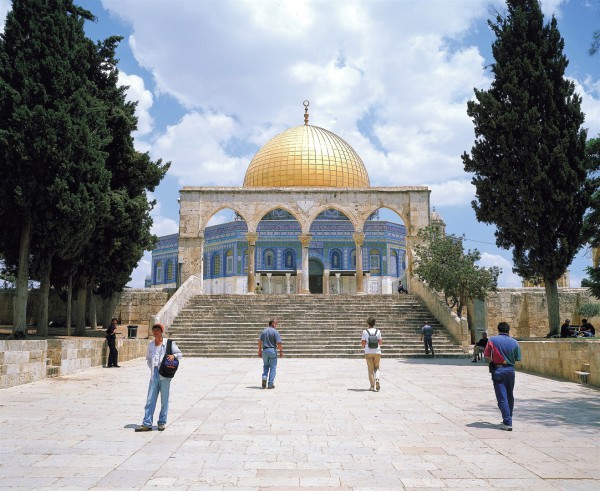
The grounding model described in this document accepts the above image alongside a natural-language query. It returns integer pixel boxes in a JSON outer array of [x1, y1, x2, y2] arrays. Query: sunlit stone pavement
[[1, 357, 599, 490]]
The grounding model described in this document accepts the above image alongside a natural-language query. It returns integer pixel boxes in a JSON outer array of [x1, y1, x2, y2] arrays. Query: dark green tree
[[462, 0, 593, 336], [413, 227, 500, 318], [0, 0, 110, 336], [582, 138, 600, 297], [73, 36, 168, 332]]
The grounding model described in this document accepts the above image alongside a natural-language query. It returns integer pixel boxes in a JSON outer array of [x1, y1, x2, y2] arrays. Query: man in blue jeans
[[484, 322, 522, 431], [258, 318, 283, 389]]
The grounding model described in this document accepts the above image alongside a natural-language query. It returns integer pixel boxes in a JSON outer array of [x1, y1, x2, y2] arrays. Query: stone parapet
[[517, 339, 600, 387], [0, 337, 147, 389], [150, 275, 202, 334], [410, 277, 470, 349]]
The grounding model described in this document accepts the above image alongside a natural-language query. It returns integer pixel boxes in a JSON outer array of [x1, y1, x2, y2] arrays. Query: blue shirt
[[260, 326, 282, 349], [484, 333, 521, 366]]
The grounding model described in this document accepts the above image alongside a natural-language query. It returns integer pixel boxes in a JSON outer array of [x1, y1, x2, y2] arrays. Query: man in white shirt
[[135, 323, 183, 432], [361, 316, 382, 391]]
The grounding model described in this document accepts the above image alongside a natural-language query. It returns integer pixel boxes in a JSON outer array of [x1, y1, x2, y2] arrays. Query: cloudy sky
[[1, 0, 599, 288]]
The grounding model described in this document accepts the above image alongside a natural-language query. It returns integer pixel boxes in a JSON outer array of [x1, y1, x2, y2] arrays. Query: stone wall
[[517, 339, 600, 387], [0, 337, 147, 389], [478, 288, 599, 337]]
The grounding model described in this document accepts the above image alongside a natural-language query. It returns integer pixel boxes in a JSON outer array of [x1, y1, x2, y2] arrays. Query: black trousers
[[424, 337, 434, 355], [107, 340, 119, 367]]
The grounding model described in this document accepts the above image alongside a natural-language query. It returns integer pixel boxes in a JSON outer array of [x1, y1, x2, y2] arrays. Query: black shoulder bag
[[159, 339, 179, 378]]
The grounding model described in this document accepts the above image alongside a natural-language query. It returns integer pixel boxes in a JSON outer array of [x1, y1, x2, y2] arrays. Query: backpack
[[159, 339, 179, 378], [366, 328, 379, 349]]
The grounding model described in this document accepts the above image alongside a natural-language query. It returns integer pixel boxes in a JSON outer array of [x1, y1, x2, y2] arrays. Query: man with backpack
[[361, 316, 382, 391]]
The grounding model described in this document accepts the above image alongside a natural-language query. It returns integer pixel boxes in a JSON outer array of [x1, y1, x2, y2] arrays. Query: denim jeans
[[262, 348, 278, 387], [143, 367, 171, 427], [492, 365, 515, 426]]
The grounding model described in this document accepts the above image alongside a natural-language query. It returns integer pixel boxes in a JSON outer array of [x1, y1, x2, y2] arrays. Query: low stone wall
[[484, 289, 599, 337], [0, 337, 147, 389], [517, 339, 600, 387]]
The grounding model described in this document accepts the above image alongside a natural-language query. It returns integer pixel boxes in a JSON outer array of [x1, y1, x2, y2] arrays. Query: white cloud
[[575, 76, 600, 137], [151, 112, 253, 187], [479, 252, 522, 288], [429, 180, 475, 207], [540, 0, 567, 19], [148, 195, 178, 236], [118, 71, 154, 137]]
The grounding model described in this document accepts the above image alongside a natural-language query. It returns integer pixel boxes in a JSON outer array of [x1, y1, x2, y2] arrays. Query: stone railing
[[409, 277, 470, 350], [149, 275, 202, 335], [0, 337, 147, 389], [517, 338, 600, 387]]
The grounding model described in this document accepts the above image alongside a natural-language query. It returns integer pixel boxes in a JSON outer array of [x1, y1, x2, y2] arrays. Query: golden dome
[[243, 124, 370, 188]]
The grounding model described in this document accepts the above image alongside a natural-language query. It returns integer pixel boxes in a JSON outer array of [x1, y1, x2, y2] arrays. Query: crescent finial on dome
[[303, 100, 309, 125]]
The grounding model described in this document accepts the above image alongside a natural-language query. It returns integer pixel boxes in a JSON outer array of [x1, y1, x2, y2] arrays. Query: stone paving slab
[[0, 357, 599, 490]]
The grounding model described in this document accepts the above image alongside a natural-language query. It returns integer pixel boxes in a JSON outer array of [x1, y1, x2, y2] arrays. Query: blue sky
[[1, 0, 599, 288]]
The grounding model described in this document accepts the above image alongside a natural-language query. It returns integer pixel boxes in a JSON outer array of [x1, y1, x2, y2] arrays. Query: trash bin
[[127, 325, 138, 338]]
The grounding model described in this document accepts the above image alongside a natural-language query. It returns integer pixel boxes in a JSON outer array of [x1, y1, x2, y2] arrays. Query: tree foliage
[[462, 0, 594, 335], [412, 228, 500, 318], [0, 1, 169, 336]]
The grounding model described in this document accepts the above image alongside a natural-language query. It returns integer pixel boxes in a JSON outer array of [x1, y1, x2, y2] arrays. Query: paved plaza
[[1, 357, 599, 490]]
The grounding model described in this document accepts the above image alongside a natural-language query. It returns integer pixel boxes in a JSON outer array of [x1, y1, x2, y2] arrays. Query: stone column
[[266, 272, 272, 294], [178, 233, 205, 294], [365, 272, 371, 295], [285, 273, 291, 294], [299, 233, 312, 294], [404, 234, 419, 292], [323, 269, 330, 294], [335, 273, 341, 294], [246, 232, 258, 294], [353, 232, 365, 295]]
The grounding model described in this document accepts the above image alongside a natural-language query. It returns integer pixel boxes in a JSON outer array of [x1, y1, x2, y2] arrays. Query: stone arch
[[178, 186, 430, 294]]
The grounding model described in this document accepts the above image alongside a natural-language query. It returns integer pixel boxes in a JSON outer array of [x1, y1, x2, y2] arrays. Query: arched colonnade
[[178, 186, 431, 294]]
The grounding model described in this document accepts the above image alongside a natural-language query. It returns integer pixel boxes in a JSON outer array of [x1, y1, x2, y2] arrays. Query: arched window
[[155, 261, 164, 284], [166, 261, 175, 282], [369, 249, 381, 273], [330, 250, 341, 269], [284, 249, 295, 269], [264, 249, 275, 269], [212, 253, 221, 277], [350, 250, 356, 268], [390, 250, 398, 276], [226, 249, 234, 274]]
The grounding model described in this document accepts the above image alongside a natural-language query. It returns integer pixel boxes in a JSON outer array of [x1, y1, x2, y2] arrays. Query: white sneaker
[[375, 379, 380, 391], [499, 423, 512, 431]]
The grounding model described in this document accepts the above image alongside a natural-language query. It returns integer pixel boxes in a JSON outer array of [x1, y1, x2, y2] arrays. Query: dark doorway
[[309, 258, 323, 294]]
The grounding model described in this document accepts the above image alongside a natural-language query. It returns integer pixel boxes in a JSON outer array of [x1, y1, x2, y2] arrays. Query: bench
[[574, 363, 591, 384]]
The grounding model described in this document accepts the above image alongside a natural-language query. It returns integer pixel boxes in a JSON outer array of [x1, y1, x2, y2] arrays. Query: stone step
[[168, 294, 467, 358]]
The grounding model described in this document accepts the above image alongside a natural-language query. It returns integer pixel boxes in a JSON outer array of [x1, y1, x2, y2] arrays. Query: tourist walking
[[258, 318, 283, 389], [105, 317, 120, 368], [135, 323, 183, 432], [483, 322, 522, 431], [420, 321, 434, 356], [361, 316, 382, 391]]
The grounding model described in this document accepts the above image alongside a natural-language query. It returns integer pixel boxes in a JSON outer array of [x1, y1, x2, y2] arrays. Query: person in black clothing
[[397, 281, 407, 294], [472, 332, 488, 362], [560, 319, 575, 338], [580, 319, 596, 337], [106, 317, 120, 367]]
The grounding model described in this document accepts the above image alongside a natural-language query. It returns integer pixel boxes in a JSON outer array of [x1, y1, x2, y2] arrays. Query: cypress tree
[[462, 0, 593, 335], [0, 0, 110, 336]]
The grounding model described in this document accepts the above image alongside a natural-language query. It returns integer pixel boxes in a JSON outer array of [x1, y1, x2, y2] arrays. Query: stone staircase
[[168, 294, 468, 358]]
